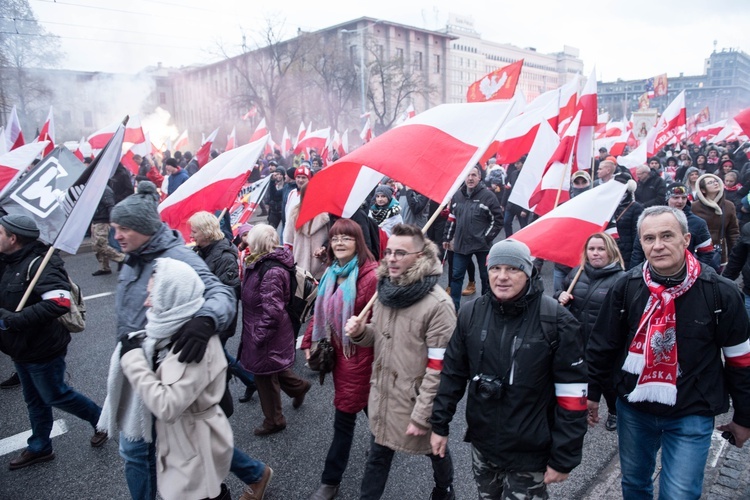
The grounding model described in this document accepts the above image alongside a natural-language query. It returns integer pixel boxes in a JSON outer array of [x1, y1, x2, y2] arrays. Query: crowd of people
[[1, 136, 750, 500]]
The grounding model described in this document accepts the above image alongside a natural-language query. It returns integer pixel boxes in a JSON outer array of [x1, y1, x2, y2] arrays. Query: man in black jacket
[[0, 214, 107, 471], [634, 165, 666, 208], [588, 206, 750, 499], [431, 239, 587, 499]]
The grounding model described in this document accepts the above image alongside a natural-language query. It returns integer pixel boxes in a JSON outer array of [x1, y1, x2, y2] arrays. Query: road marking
[[83, 292, 114, 300], [0, 419, 68, 456], [709, 429, 728, 468]]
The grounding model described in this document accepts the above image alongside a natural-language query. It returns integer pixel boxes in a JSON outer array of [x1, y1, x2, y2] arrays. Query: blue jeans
[[553, 267, 568, 293], [15, 355, 101, 454], [231, 447, 266, 484], [225, 350, 255, 388], [744, 294, 750, 319], [450, 251, 488, 311], [617, 399, 713, 500], [503, 207, 529, 238], [321, 408, 363, 485]]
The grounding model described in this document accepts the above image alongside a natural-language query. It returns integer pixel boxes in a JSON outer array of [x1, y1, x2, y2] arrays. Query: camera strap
[[476, 298, 529, 384]]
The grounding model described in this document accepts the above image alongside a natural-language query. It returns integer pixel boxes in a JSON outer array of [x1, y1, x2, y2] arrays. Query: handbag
[[308, 338, 335, 385]]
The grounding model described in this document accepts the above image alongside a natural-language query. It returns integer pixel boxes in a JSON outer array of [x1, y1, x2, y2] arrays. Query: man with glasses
[[346, 223, 457, 500]]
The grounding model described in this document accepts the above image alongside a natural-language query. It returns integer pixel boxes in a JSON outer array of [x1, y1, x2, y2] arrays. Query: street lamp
[[341, 21, 381, 118]]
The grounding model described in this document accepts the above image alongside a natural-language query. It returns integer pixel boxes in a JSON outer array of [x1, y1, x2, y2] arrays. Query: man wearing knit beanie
[[432, 238, 587, 499]]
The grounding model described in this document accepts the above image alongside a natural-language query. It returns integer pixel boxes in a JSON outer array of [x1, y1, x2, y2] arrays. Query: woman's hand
[[558, 291, 573, 306], [304, 348, 311, 361]]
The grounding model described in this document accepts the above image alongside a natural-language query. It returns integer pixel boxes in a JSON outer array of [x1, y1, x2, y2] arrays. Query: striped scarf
[[312, 257, 359, 357]]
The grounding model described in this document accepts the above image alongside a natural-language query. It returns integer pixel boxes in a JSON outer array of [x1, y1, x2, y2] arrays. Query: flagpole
[[16, 247, 55, 311], [565, 265, 584, 295]]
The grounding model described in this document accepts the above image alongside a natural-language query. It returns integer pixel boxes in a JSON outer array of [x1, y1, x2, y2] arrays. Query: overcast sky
[[27, 0, 750, 82]]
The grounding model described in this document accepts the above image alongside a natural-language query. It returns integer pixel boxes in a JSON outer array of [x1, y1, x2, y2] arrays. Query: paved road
[[11, 242, 739, 499]]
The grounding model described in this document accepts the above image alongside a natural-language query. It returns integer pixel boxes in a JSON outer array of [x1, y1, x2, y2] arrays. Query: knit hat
[[0, 214, 39, 239], [374, 185, 392, 198], [110, 181, 162, 235], [571, 171, 591, 184], [294, 165, 312, 179], [487, 239, 533, 278], [665, 182, 689, 202], [237, 223, 253, 238]]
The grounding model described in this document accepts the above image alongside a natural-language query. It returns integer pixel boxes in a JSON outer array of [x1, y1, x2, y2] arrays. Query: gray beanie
[[110, 181, 162, 235], [374, 185, 392, 198], [487, 239, 533, 278], [0, 214, 40, 239]]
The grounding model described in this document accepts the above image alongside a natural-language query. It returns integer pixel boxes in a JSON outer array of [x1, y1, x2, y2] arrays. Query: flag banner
[[294, 127, 330, 155], [281, 127, 291, 154], [619, 91, 685, 167], [250, 118, 268, 143], [507, 120, 559, 211], [228, 176, 270, 230], [0, 146, 87, 245], [512, 179, 628, 267], [466, 59, 524, 102], [5, 106, 25, 151], [173, 129, 189, 152], [295, 121, 307, 147], [242, 106, 257, 120], [37, 107, 55, 156], [196, 127, 219, 168], [0, 141, 50, 198], [735, 108, 750, 139], [296, 100, 520, 229], [159, 136, 268, 239]]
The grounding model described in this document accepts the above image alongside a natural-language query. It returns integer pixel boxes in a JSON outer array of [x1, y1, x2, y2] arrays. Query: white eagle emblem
[[479, 72, 509, 100], [650, 327, 676, 364]]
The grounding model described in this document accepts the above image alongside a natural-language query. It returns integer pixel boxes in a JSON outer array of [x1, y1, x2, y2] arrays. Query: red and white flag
[[406, 104, 416, 119], [264, 134, 276, 157], [0, 128, 6, 156], [0, 141, 50, 198], [226, 126, 237, 151], [556, 75, 581, 135], [527, 110, 583, 215], [484, 94, 557, 164], [574, 68, 597, 171], [72, 137, 87, 161], [88, 115, 145, 150], [360, 118, 373, 144], [241, 106, 257, 120], [195, 127, 219, 168], [159, 136, 269, 239], [466, 59, 524, 102], [294, 127, 330, 155], [512, 179, 628, 267], [507, 120, 560, 211], [338, 129, 349, 157], [173, 129, 189, 152], [296, 101, 520, 229], [36, 107, 55, 156], [250, 118, 268, 143], [281, 127, 292, 153], [228, 176, 271, 228], [5, 106, 25, 151], [734, 108, 750, 139], [295, 121, 306, 147]]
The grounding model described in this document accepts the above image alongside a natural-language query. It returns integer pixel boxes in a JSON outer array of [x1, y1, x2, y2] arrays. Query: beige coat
[[284, 208, 329, 280], [352, 242, 456, 455], [121, 337, 232, 500]]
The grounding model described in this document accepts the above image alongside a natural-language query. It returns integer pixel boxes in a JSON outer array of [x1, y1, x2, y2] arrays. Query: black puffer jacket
[[194, 237, 240, 340], [613, 195, 643, 269], [444, 181, 503, 255], [556, 263, 624, 344], [431, 277, 587, 474], [91, 185, 116, 224], [0, 241, 71, 363], [723, 222, 750, 295], [634, 170, 666, 208]]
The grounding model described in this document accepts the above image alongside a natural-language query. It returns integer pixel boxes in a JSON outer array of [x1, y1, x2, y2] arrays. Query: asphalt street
[[0, 246, 624, 499]]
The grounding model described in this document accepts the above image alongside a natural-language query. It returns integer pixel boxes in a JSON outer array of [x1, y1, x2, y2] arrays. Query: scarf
[[312, 257, 359, 357], [377, 273, 439, 309], [370, 198, 401, 225], [622, 250, 700, 405]]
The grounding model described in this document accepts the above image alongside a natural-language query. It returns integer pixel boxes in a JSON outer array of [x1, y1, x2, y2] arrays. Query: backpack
[[27, 256, 86, 333], [257, 260, 318, 335]]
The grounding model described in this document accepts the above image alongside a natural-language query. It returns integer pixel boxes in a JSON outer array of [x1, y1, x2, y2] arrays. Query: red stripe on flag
[[512, 217, 603, 268]]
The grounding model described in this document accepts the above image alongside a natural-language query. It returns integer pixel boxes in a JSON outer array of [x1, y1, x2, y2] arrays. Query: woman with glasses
[[692, 174, 740, 268], [556, 233, 625, 432], [302, 219, 378, 500]]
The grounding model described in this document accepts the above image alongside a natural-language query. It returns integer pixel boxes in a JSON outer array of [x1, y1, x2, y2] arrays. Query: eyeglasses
[[383, 248, 424, 260], [704, 179, 719, 186], [330, 236, 355, 244]]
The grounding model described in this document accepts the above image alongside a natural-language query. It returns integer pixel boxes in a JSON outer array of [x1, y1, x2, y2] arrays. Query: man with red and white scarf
[[588, 205, 750, 499]]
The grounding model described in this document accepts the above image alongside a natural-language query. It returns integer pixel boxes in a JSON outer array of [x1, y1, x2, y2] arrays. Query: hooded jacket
[[692, 175, 740, 264], [444, 181, 503, 255], [431, 275, 587, 474]]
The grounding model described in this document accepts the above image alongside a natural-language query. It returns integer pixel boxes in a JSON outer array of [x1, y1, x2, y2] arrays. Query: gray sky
[[28, 0, 750, 82]]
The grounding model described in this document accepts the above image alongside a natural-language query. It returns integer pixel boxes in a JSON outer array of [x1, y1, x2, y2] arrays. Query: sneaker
[[9, 449, 55, 471], [309, 483, 339, 500], [90, 430, 108, 447], [240, 465, 273, 500], [0, 372, 20, 389], [461, 281, 476, 296], [605, 413, 617, 431], [429, 486, 455, 500]]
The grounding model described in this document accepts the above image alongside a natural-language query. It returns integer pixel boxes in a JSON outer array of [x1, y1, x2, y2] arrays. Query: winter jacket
[[556, 263, 624, 344], [194, 238, 240, 340], [92, 186, 116, 224], [351, 243, 456, 455], [723, 223, 750, 295], [167, 168, 189, 196], [692, 193, 740, 264], [110, 164, 134, 204], [0, 241, 71, 363], [613, 196, 644, 269], [301, 259, 378, 413], [588, 265, 750, 427], [431, 277, 587, 474], [634, 169, 667, 208], [121, 336, 232, 500], [284, 208, 330, 280], [444, 181, 503, 255], [239, 247, 297, 375], [115, 224, 236, 340]]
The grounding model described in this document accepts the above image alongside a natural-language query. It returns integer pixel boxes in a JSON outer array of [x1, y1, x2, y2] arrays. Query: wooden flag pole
[[16, 246, 55, 311], [565, 265, 584, 295]]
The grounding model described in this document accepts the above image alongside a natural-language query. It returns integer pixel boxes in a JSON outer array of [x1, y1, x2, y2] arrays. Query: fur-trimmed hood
[[696, 173, 725, 215], [375, 238, 442, 286]]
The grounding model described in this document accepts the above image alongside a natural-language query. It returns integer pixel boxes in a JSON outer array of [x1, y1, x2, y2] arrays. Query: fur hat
[[487, 239, 533, 278], [110, 181, 162, 236], [0, 214, 39, 239]]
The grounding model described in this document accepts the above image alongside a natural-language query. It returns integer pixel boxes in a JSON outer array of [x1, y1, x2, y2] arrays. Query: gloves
[[0, 309, 13, 331], [120, 334, 143, 359], [171, 316, 216, 363]]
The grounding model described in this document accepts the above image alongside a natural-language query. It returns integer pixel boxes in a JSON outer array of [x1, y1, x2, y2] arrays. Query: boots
[[461, 281, 476, 296]]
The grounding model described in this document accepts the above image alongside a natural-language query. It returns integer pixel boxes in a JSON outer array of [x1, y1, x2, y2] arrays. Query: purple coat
[[239, 247, 296, 375]]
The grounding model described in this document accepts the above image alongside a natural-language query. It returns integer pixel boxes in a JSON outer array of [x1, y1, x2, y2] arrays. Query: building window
[[414, 51, 423, 71], [434, 54, 440, 74], [396, 47, 403, 60]]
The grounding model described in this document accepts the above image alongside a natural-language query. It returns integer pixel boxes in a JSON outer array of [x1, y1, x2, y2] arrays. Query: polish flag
[[36, 107, 55, 156], [466, 59, 524, 102], [124, 114, 146, 145], [527, 110, 583, 215], [734, 108, 750, 139], [5, 106, 25, 151], [159, 135, 269, 239], [295, 122, 306, 147], [120, 148, 140, 175], [0, 128, 6, 156], [406, 104, 416, 119], [294, 127, 330, 155], [195, 128, 219, 168], [241, 106, 257, 120], [296, 100, 519, 229], [72, 137, 88, 161], [512, 179, 629, 267], [574, 68, 597, 171], [281, 127, 292, 154], [264, 134, 276, 157], [507, 120, 560, 211], [0, 141, 50, 197], [173, 129, 189, 152], [485, 94, 557, 164], [250, 118, 268, 143], [360, 118, 373, 144], [338, 129, 349, 157], [89, 115, 146, 150], [226, 126, 237, 151], [557, 75, 581, 135]]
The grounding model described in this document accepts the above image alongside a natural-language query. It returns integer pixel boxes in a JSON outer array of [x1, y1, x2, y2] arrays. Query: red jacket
[[302, 259, 378, 413]]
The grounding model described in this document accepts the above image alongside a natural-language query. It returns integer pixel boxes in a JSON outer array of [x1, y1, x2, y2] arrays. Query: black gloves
[[171, 316, 216, 363], [120, 334, 143, 359]]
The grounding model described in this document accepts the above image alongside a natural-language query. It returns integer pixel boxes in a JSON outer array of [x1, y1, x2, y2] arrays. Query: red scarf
[[622, 251, 700, 405]]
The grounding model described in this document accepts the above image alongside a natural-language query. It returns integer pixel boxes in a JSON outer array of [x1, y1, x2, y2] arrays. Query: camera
[[472, 374, 504, 400]]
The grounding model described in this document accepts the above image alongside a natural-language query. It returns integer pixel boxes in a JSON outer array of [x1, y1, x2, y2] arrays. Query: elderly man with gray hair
[[588, 205, 750, 499]]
